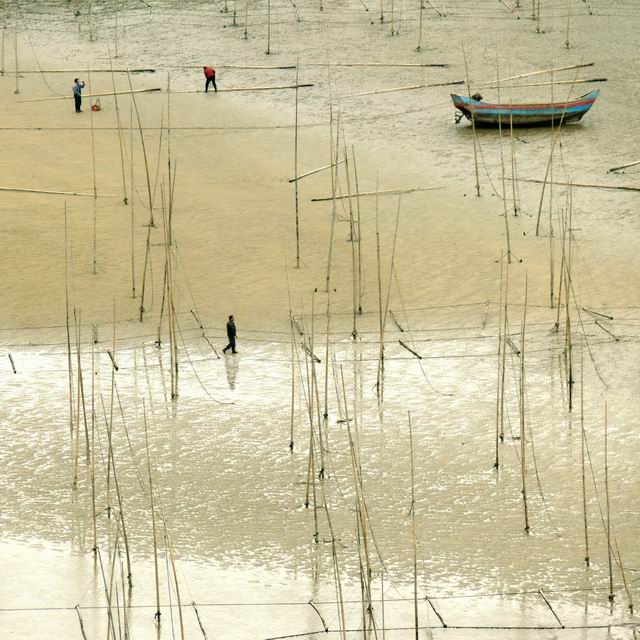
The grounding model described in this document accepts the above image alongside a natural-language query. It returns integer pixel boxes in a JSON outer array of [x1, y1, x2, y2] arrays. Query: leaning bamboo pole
[[496, 57, 511, 263], [64, 205, 75, 438], [462, 44, 480, 197], [90, 333, 97, 553], [143, 404, 162, 620], [108, 48, 128, 205], [17, 88, 162, 102]]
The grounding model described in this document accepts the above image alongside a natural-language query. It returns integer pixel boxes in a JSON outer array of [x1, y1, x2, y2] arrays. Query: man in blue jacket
[[72, 78, 86, 112]]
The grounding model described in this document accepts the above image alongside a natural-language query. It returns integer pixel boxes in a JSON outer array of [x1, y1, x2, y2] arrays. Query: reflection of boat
[[451, 89, 599, 127]]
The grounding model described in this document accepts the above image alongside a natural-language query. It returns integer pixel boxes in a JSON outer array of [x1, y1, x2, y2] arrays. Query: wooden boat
[[451, 89, 599, 127]]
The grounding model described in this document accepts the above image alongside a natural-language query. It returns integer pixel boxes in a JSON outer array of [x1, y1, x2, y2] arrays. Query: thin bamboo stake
[[462, 44, 480, 197], [75, 605, 89, 640], [108, 48, 128, 205], [495, 255, 504, 469], [72, 310, 82, 488], [375, 178, 383, 398], [580, 347, 590, 566], [416, 1, 424, 51], [244, 4, 248, 38], [344, 147, 358, 339], [496, 57, 511, 263], [290, 317, 296, 450], [608, 159, 640, 173], [482, 62, 593, 86], [489, 78, 606, 88], [500, 263, 508, 443], [565, 0, 570, 48], [311, 185, 441, 201], [192, 602, 209, 638], [352, 146, 364, 316], [90, 332, 97, 553], [0, 185, 112, 197], [130, 104, 136, 297], [289, 158, 346, 182], [64, 205, 74, 438], [324, 91, 340, 293], [143, 404, 162, 620], [266, 0, 271, 54], [408, 412, 419, 639], [17, 87, 162, 102], [12, 67, 156, 73], [88, 67, 98, 276], [520, 276, 530, 534], [604, 402, 614, 602], [509, 107, 519, 215], [13, 15, 18, 94], [294, 63, 300, 268], [1, 2, 5, 77]]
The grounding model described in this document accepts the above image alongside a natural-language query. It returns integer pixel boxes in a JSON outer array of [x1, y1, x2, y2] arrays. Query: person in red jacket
[[203, 66, 217, 93]]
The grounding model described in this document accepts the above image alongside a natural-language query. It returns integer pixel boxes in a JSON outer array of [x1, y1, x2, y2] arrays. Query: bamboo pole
[[88, 67, 98, 276], [520, 276, 530, 534], [565, 0, 570, 48], [130, 104, 136, 298], [509, 108, 519, 215], [290, 317, 296, 450], [12, 67, 156, 73], [294, 63, 300, 268], [416, 1, 424, 51], [608, 159, 640, 173], [499, 263, 508, 443], [289, 158, 346, 182], [17, 88, 162, 102], [494, 255, 504, 469], [72, 310, 82, 488], [604, 402, 614, 602], [525, 177, 640, 193], [0, 185, 112, 197], [344, 147, 358, 339], [90, 331, 97, 553], [109, 48, 128, 205], [580, 347, 590, 566], [488, 78, 606, 88], [311, 185, 441, 201], [375, 180, 383, 398], [408, 412, 419, 639], [462, 44, 480, 197], [143, 404, 162, 620], [266, 0, 271, 54], [13, 14, 18, 94], [482, 62, 594, 86], [64, 205, 74, 438], [496, 57, 511, 263], [352, 146, 363, 315], [1, 2, 5, 77], [376, 197, 401, 399]]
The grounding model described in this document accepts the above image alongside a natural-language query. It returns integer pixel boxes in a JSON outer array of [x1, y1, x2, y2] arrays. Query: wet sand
[[1, 1, 640, 638]]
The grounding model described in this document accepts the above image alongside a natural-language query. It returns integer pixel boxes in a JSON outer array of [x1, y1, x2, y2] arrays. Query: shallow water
[[1, 1, 640, 638]]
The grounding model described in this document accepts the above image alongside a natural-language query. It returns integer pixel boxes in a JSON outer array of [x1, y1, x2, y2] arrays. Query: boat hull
[[451, 90, 599, 127]]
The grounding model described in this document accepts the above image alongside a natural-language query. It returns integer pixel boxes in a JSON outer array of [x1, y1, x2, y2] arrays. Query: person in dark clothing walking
[[72, 78, 86, 112], [203, 66, 217, 93], [223, 315, 237, 354]]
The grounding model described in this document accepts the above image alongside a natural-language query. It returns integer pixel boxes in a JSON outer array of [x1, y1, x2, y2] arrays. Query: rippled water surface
[[2, 0, 640, 637]]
